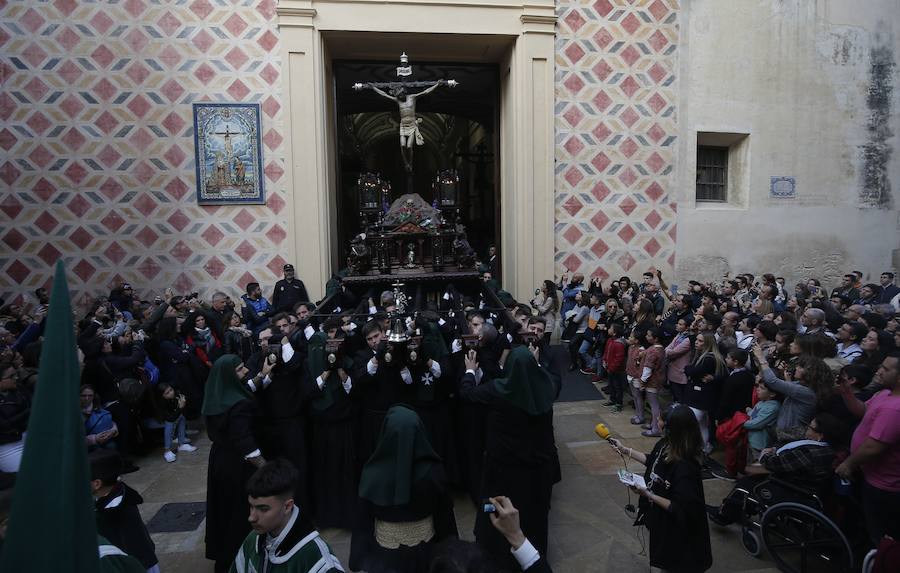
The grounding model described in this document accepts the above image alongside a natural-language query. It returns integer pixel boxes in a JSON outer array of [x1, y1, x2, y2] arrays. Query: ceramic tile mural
[[554, 0, 679, 281], [0, 0, 287, 305]]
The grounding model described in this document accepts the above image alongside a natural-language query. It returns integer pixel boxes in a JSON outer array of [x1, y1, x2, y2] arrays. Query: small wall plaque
[[770, 176, 796, 198]]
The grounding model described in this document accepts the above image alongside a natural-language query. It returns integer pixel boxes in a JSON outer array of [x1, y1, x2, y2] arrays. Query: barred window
[[696, 145, 728, 202]]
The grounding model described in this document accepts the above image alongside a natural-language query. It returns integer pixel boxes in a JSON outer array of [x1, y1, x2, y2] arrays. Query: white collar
[[265, 505, 300, 563], [776, 439, 827, 454]]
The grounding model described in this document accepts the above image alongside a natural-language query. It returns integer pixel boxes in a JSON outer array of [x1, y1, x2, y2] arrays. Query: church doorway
[[331, 59, 500, 265]]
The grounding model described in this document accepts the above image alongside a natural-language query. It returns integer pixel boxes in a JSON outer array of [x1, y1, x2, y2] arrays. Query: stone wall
[[673, 0, 900, 287], [554, 0, 680, 281], [0, 0, 287, 306]]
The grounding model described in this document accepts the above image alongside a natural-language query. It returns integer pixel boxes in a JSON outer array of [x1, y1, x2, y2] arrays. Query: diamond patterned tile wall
[[0, 0, 286, 305], [555, 0, 679, 281]]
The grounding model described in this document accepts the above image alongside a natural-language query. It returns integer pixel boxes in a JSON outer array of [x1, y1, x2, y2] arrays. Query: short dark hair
[[246, 459, 299, 500], [246, 282, 260, 295], [362, 319, 383, 338], [322, 317, 342, 333], [846, 321, 868, 342], [645, 326, 662, 341], [608, 322, 625, 337], [728, 349, 749, 365], [840, 364, 873, 387], [861, 312, 887, 330], [293, 301, 313, 313], [811, 412, 848, 447], [527, 316, 547, 329], [271, 312, 290, 325], [755, 320, 778, 341], [882, 272, 895, 280]]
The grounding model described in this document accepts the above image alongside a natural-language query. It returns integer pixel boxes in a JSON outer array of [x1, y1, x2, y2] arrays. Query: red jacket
[[603, 337, 627, 373]]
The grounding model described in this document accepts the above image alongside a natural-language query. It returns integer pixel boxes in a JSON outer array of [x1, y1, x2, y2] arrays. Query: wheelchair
[[731, 476, 867, 573]]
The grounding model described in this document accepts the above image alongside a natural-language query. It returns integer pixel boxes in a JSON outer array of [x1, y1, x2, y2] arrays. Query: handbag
[[715, 411, 750, 446]]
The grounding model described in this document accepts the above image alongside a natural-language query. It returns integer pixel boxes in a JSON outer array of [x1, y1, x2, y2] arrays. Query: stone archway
[[276, 0, 556, 301]]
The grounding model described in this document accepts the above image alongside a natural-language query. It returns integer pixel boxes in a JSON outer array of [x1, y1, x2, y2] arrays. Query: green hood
[[0, 261, 100, 572], [492, 346, 555, 415], [201, 354, 253, 416], [358, 405, 441, 506]]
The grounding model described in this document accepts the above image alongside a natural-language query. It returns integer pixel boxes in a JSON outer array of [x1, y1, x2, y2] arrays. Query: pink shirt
[[851, 390, 900, 492]]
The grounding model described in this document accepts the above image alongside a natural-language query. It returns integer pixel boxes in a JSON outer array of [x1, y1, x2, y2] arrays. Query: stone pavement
[[130, 378, 780, 572]]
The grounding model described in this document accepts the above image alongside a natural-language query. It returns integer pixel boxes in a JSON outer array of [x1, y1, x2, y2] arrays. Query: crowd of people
[[1, 262, 899, 572]]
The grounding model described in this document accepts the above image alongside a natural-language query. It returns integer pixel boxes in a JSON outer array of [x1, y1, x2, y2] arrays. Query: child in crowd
[[155, 382, 197, 463], [602, 323, 627, 412], [635, 327, 665, 436], [89, 450, 160, 572], [625, 330, 645, 424], [742, 376, 781, 462]]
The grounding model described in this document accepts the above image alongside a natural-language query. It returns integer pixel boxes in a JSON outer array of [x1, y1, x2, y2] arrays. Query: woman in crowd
[[530, 280, 559, 345], [222, 310, 253, 362], [752, 320, 779, 363], [631, 298, 656, 343], [854, 329, 892, 371], [751, 344, 830, 443], [683, 332, 726, 453], [665, 318, 693, 404], [80, 384, 118, 452], [0, 362, 29, 473], [156, 316, 203, 420], [608, 404, 712, 573], [459, 346, 559, 570], [202, 354, 271, 573], [181, 311, 222, 371]]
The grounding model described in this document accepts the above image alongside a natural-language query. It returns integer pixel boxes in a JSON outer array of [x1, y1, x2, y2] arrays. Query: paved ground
[[130, 369, 780, 572]]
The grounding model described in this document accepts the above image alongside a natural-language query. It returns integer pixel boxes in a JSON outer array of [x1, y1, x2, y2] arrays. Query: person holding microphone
[[604, 404, 713, 573]]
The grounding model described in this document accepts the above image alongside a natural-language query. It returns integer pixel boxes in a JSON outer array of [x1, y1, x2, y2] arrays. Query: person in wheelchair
[[707, 412, 848, 526]]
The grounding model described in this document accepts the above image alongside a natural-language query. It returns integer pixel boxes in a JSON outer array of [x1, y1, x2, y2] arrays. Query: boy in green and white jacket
[[231, 460, 344, 573]]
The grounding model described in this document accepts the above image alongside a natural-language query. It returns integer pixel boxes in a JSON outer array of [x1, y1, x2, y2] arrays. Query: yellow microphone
[[595, 423, 611, 441]]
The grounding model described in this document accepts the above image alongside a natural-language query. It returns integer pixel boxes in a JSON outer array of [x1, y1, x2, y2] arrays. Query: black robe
[[205, 399, 261, 567], [349, 465, 457, 573], [256, 339, 316, 511], [95, 482, 157, 570], [459, 371, 559, 570], [351, 349, 416, 469], [409, 357, 459, 485], [639, 440, 712, 572], [307, 370, 359, 530]]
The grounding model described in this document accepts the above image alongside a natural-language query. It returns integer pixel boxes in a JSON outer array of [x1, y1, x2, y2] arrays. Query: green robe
[[230, 507, 344, 573], [97, 536, 145, 573]]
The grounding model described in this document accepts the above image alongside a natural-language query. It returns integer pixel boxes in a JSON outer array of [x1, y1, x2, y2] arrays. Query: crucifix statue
[[353, 53, 458, 176]]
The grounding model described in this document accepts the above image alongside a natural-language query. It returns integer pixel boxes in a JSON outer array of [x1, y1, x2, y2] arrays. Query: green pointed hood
[[201, 354, 252, 416], [492, 346, 555, 415], [0, 261, 100, 572], [358, 405, 441, 506]]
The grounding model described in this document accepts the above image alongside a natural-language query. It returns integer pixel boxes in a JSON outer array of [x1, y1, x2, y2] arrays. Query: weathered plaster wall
[[0, 0, 288, 305], [674, 0, 900, 287]]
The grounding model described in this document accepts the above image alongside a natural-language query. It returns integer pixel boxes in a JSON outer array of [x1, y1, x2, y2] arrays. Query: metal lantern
[[433, 170, 460, 208], [357, 172, 384, 211]]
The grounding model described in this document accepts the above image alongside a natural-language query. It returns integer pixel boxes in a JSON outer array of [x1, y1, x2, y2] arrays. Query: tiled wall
[[0, 0, 682, 306], [554, 0, 679, 280], [0, 0, 287, 305]]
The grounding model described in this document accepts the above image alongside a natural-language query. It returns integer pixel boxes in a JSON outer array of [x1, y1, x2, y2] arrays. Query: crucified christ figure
[[354, 78, 458, 171]]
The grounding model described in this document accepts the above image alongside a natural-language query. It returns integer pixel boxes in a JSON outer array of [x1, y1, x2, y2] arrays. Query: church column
[[503, 7, 556, 300], [277, 1, 334, 301]]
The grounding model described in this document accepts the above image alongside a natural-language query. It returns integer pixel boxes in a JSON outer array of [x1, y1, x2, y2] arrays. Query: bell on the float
[[387, 318, 409, 343]]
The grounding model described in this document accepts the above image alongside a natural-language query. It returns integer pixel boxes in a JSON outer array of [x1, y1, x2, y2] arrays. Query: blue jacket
[[743, 400, 780, 451], [241, 294, 272, 333]]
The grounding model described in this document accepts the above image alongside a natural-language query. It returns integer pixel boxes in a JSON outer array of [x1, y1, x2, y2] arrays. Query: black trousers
[[862, 479, 900, 545]]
